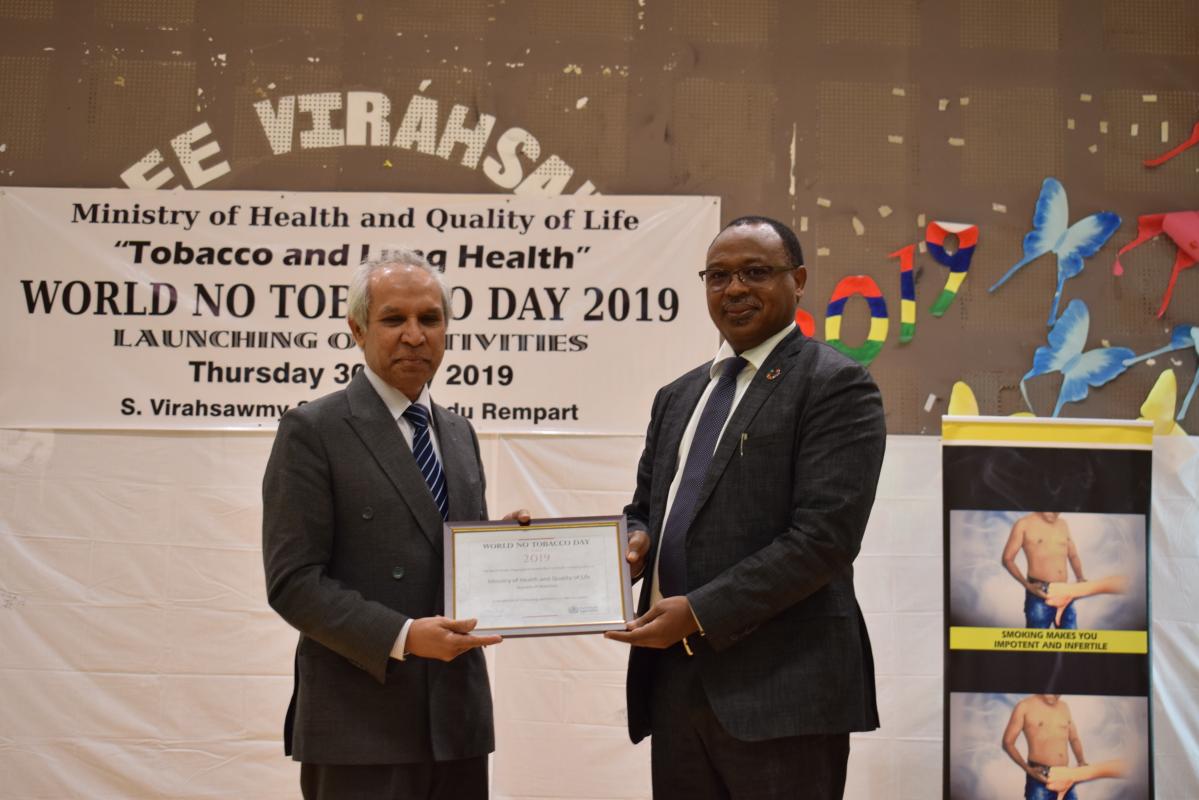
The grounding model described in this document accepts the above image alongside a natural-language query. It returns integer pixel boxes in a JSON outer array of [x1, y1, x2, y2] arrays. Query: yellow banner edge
[[942, 416, 1153, 448]]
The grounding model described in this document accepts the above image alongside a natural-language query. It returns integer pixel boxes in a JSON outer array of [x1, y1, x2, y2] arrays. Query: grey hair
[[347, 250, 452, 329]]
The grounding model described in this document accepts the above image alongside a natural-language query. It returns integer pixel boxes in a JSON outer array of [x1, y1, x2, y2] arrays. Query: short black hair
[[721, 215, 804, 267]]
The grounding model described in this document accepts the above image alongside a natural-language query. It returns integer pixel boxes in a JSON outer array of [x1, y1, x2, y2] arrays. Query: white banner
[[0, 188, 719, 433]]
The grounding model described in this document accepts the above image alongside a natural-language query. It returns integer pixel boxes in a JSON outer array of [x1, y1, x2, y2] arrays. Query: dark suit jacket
[[624, 328, 886, 743], [262, 371, 493, 764]]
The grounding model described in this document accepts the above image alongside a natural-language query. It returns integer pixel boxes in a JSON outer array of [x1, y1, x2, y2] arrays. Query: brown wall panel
[[0, 0, 1195, 432]]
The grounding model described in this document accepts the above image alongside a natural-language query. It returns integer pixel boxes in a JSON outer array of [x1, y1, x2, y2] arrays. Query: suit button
[[362, 507, 374, 520], [392, 566, 405, 580]]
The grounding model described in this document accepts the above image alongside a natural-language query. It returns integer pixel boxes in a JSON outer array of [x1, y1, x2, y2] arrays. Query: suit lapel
[[344, 372, 444, 554], [689, 329, 806, 529]]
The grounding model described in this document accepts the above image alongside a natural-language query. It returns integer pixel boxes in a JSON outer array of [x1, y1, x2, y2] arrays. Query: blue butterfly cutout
[[989, 178, 1121, 325], [1123, 324, 1199, 421], [1022, 299, 1133, 417]]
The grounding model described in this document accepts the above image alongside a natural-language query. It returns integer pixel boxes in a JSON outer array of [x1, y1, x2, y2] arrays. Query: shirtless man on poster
[[1001, 512, 1084, 629], [1002, 694, 1088, 800]]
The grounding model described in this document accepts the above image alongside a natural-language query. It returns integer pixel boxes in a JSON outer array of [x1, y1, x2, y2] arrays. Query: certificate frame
[[443, 515, 634, 637]]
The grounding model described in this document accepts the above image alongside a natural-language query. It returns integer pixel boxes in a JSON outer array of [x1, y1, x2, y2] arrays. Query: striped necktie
[[402, 403, 449, 520], [657, 356, 747, 597]]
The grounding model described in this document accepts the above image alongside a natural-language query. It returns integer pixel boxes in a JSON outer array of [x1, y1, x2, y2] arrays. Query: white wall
[[1, 430, 1195, 798]]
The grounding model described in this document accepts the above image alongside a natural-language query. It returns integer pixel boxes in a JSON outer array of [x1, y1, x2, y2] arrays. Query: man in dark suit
[[607, 216, 886, 799], [263, 252, 523, 799]]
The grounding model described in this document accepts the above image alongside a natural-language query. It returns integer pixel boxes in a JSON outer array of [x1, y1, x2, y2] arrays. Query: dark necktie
[[657, 356, 747, 597], [402, 403, 449, 520]]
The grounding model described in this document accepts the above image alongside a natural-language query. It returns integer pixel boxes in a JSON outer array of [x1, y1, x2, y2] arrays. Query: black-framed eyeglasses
[[697, 265, 798, 291]]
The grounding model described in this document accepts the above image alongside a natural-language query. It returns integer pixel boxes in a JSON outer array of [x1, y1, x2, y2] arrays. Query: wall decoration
[[926, 221, 979, 317], [824, 275, 889, 367], [1123, 325, 1198, 421], [1111, 211, 1199, 318], [988, 178, 1121, 325], [890, 221, 978, 346], [948, 380, 980, 416], [795, 307, 816, 338], [889, 244, 917, 343], [1143, 119, 1199, 167], [1020, 299, 1132, 417], [1138, 370, 1188, 436]]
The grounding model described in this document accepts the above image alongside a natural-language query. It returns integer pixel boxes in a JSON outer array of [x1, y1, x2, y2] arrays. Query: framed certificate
[[444, 515, 634, 637]]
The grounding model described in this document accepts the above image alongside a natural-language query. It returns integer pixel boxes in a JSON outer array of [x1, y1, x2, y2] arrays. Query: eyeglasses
[[697, 265, 798, 291]]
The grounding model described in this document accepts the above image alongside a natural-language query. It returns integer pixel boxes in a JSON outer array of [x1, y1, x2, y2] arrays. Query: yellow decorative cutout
[[948, 381, 979, 416], [1138, 369, 1187, 436]]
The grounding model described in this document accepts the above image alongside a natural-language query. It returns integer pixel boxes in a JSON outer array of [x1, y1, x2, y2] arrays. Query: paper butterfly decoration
[[1138, 370, 1188, 436], [1021, 299, 1133, 417], [1144, 120, 1199, 168], [989, 178, 1121, 326], [1111, 211, 1199, 318], [1123, 325, 1198, 421]]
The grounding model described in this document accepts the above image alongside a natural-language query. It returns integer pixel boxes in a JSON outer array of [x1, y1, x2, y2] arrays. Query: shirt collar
[[362, 365, 433, 421], [709, 322, 796, 379]]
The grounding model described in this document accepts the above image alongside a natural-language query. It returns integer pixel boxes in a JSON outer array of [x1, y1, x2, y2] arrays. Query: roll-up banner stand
[[942, 416, 1153, 800]]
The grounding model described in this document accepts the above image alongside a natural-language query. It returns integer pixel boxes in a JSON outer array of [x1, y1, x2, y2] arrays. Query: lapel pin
[[765, 368, 782, 381]]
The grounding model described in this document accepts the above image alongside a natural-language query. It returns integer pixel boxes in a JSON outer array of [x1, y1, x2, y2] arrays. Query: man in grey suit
[[607, 216, 886, 799], [263, 252, 523, 799]]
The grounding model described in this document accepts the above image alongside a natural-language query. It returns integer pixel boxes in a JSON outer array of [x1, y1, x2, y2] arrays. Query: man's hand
[[1026, 765, 1049, 784], [604, 596, 699, 648], [626, 529, 650, 580], [502, 508, 532, 524], [406, 616, 502, 661], [1026, 580, 1049, 600]]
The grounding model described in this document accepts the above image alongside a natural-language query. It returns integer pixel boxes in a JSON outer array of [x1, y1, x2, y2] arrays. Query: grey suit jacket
[[624, 328, 886, 743], [262, 370, 493, 764]]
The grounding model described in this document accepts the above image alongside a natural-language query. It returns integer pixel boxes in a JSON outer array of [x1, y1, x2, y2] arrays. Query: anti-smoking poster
[[942, 417, 1153, 800]]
